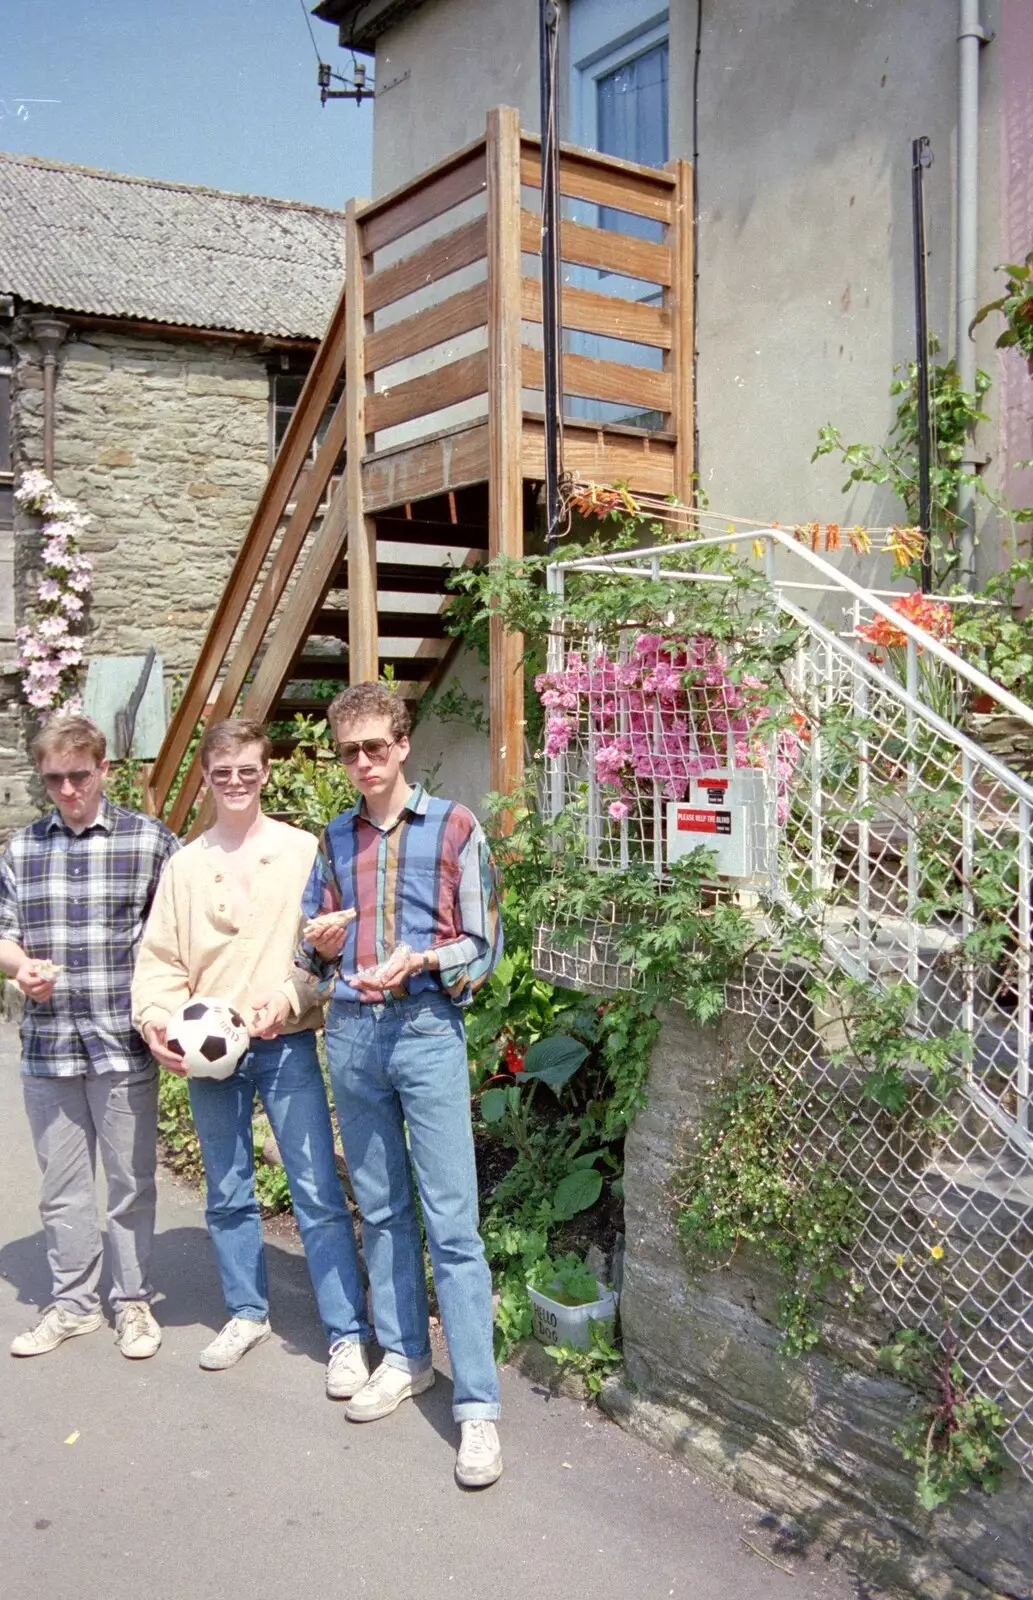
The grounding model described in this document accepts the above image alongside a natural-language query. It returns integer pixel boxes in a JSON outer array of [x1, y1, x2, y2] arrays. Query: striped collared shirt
[[0, 796, 180, 1076], [296, 784, 502, 1006]]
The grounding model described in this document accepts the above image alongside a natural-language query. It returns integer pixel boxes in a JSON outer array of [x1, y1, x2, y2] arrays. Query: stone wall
[[602, 1004, 1033, 1599], [0, 320, 274, 841]]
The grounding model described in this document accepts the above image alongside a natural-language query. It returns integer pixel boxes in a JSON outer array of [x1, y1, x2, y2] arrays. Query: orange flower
[[857, 590, 954, 649]]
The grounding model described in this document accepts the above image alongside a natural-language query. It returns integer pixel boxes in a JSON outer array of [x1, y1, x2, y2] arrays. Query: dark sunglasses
[[207, 765, 264, 787], [336, 738, 395, 766], [42, 769, 96, 791]]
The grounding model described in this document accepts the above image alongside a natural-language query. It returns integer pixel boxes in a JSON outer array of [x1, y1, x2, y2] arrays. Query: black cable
[[691, 0, 702, 502], [298, 0, 323, 63]]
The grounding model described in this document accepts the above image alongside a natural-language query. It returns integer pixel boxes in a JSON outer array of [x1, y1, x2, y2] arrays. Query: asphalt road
[[0, 1023, 860, 1600]]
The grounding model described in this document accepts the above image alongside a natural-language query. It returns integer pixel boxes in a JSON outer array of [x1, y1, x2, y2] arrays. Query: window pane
[[597, 41, 669, 169], [596, 42, 668, 240]]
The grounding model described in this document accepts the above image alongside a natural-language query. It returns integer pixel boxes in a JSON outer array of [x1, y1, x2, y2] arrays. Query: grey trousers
[[22, 1066, 160, 1315]]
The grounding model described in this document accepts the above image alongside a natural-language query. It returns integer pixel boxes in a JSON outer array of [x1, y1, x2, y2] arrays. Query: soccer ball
[[165, 997, 249, 1079]]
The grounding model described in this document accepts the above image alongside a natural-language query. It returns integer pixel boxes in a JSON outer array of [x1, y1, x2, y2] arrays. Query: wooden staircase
[[146, 107, 694, 831]]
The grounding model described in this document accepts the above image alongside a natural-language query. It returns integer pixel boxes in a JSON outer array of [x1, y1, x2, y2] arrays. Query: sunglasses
[[336, 738, 395, 766], [42, 769, 96, 791], [207, 765, 264, 787]]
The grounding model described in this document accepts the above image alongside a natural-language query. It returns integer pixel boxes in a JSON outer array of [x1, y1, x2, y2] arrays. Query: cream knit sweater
[[131, 820, 322, 1035]]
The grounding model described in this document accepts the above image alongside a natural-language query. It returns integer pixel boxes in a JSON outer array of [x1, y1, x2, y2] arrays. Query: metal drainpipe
[[27, 316, 69, 478], [955, 0, 991, 589]]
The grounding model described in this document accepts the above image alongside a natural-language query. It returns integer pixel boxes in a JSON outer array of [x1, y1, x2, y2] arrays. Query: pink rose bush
[[536, 634, 801, 826], [15, 470, 92, 716]]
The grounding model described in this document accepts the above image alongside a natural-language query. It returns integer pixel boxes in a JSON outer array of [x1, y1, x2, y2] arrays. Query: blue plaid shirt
[[0, 796, 180, 1076]]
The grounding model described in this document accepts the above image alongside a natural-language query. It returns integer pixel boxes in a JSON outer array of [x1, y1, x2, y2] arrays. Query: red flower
[[502, 1036, 526, 1074]]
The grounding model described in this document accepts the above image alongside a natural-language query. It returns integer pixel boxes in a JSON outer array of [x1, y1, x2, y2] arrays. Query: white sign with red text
[[666, 769, 770, 878]]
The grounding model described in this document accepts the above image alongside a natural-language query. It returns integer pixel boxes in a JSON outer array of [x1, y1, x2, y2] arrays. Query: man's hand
[[347, 945, 427, 997], [142, 1020, 189, 1076], [15, 961, 58, 1003], [302, 922, 348, 960], [251, 993, 291, 1039]]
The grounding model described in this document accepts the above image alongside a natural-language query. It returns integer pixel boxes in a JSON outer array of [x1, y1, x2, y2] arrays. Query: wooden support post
[[345, 198, 379, 684], [486, 106, 525, 798], [667, 158, 695, 508]]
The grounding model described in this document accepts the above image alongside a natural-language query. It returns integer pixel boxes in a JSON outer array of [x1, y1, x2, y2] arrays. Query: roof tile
[[0, 151, 346, 339]]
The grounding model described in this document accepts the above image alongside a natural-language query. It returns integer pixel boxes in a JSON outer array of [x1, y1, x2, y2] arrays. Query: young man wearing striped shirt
[[287, 682, 503, 1488]]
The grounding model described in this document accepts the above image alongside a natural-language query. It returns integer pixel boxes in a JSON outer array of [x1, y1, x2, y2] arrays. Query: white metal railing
[[538, 528, 1033, 1475]]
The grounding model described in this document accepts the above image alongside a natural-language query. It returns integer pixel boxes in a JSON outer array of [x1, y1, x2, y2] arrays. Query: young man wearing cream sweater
[[131, 719, 369, 1391]]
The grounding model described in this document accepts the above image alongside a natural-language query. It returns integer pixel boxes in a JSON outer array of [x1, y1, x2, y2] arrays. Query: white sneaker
[[455, 1420, 503, 1488], [326, 1340, 370, 1399], [114, 1300, 162, 1360], [10, 1303, 104, 1357], [344, 1359, 435, 1421], [198, 1317, 271, 1370]]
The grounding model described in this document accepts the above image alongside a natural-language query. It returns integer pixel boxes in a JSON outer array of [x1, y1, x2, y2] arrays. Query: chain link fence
[[534, 525, 1033, 1477]]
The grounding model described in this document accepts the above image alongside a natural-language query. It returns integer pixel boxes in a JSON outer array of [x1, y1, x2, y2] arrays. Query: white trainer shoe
[[455, 1419, 503, 1488], [114, 1300, 162, 1360], [10, 1303, 104, 1357], [344, 1359, 435, 1421], [198, 1316, 271, 1370], [326, 1340, 370, 1399]]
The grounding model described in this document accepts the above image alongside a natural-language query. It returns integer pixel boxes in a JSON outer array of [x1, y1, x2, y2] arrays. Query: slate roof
[[0, 151, 346, 340]]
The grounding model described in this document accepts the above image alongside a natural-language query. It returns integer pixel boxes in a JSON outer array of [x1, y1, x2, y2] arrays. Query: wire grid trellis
[[535, 526, 1033, 1477]]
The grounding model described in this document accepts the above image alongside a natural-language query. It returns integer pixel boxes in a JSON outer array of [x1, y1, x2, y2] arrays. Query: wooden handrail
[[146, 277, 350, 818]]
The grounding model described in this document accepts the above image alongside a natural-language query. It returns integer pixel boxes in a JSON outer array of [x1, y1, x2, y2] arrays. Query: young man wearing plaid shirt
[[278, 682, 504, 1489], [0, 715, 179, 1360]]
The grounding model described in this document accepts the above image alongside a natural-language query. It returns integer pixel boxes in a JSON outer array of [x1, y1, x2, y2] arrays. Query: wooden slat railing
[[147, 108, 694, 825], [145, 281, 351, 822]]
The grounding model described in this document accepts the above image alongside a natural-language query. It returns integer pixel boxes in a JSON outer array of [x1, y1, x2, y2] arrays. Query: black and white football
[[165, 997, 249, 1079]]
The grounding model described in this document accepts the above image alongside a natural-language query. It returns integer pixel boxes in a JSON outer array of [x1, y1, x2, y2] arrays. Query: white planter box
[[527, 1283, 618, 1351]]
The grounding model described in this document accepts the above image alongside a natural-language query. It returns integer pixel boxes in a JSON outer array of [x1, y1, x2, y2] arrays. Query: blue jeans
[[188, 1031, 368, 1349], [324, 993, 500, 1422]]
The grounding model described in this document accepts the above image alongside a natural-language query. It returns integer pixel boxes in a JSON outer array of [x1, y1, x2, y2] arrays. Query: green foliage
[[879, 1330, 1007, 1509], [952, 553, 1033, 704], [969, 251, 1033, 359], [254, 1152, 292, 1214], [830, 979, 966, 1117], [522, 1032, 590, 1089], [157, 1071, 202, 1181], [674, 1059, 863, 1356], [812, 347, 993, 583], [543, 1322, 623, 1399], [465, 939, 582, 1085], [106, 760, 146, 811], [263, 716, 356, 836], [530, 1252, 602, 1306], [483, 1220, 548, 1357], [551, 1164, 603, 1221], [419, 677, 489, 734]]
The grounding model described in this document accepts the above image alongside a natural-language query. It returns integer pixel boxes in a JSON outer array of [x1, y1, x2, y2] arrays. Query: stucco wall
[[369, 0, 540, 195], [0, 322, 271, 839], [365, 0, 1011, 565]]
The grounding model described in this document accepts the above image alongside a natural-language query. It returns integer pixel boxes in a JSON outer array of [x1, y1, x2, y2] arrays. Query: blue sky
[[1, 0, 373, 209]]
